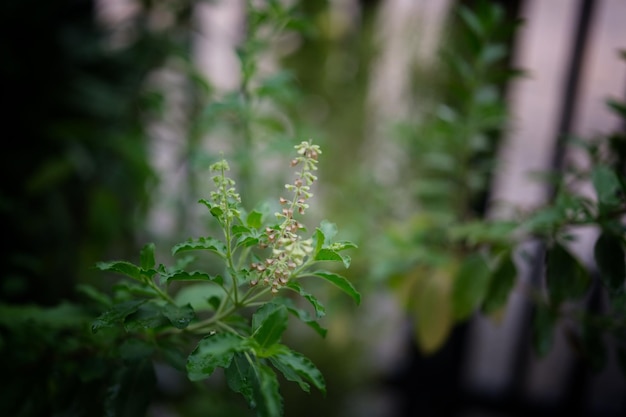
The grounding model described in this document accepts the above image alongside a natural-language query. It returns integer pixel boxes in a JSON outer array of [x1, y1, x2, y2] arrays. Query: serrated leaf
[[161, 270, 218, 283], [92, 300, 147, 333], [285, 281, 326, 318], [253, 363, 283, 417], [482, 252, 517, 314], [172, 237, 227, 258], [140, 243, 156, 270], [174, 283, 225, 312], [96, 261, 142, 281], [315, 249, 351, 268], [252, 303, 288, 349], [311, 271, 361, 305], [532, 303, 556, 357], [273, 297, 327, 338], [162, 303, 195, 329], [451, 254, 492, 320], [270, 345, 326, 394], [186, 333, 248, 381], [594, 231, 626, 292], [225, 353, 256, 407], [124, 303, 167, 331], [413, 269, 453, 354], [545, 243, 590, 305], [591, 165, 622, 212]]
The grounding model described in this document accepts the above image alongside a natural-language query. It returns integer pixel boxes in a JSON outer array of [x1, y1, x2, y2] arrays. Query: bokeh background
[[2, 0, 625, 416]]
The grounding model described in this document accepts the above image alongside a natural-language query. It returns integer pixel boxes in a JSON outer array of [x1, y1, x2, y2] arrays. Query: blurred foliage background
[[2, 0, 625, 416]]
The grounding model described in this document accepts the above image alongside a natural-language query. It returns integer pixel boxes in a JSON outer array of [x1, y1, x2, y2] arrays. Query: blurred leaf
[[482, 252, 517, 314], [545, 243, 590, 305], [140, 243, 156, 270], [452, 253, 492, 320], [412, 269, 454, 354], [119, 338, 155, 362], [580, 318, 607, 373], [591, 165, 622, 213], [532, 303, 556, 357], [105, 360, 155, 417], [594, 231, 626, 292], [480, 44, 507, 65], [607, 98, 626, 119], [246, 210, 264, 228], [458, 5, 484, 38]]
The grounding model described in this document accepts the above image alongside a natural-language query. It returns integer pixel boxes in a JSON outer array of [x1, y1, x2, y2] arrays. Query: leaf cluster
[[90, 143, 359, 416]]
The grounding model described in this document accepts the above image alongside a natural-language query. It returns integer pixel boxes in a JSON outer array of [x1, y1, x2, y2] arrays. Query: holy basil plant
[[93, 141, 359, 417]]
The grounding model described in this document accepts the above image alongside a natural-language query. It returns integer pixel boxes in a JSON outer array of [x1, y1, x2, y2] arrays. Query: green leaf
[[285, 281, 326, 318], [580, 318, 607, 373], [412, 269, 453, 354], [314, 228, 325, 254], [172, 237, 227, 258], [119, 338, 155, 361], [315, 249, 351, 268], [319, 220, 337, 243], [532, 303, 556, 357], [161, 270, 219, 283], [140, 243, 156, 270], [451, 254, 492, 320], [311, 271, 361, 305], [482, 252, 517, 314], [270, 345, 326, 394], [329, 241, 358, 252], [607, 98, 626, 119], [92, 300, 147, 333], [162, 303, 195, 329], [253, 363, 283, 417], [113, 281, 160, 298], [76, 284, 112, 307], [458, 5, 484, 38], [273, 297, 327, 338], [105, 360, 156, 417], [594, 231, 626, 292], [225, 353, 256, 407], [96, 261, 142, 281], [246, 210, 264, 228], [252, 303, 288, 350], [124, 303, 167, 331], [591, 165, 622, 212], [545, 243, 590, 305], [186, 332, 248, 381]]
